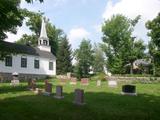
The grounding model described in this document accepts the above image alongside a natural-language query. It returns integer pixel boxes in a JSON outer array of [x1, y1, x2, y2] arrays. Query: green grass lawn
[[0, 80, 160, 120]]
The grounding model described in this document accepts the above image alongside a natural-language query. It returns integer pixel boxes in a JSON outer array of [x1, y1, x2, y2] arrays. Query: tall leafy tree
[[74, 39, 93, 78], [146, 12, 160, 76], [56, 36, 72, 74], [102, 14, 144, 74]]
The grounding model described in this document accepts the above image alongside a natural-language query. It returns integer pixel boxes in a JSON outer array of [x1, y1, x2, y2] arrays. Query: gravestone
[[29, 79, 36, 91], [54, 86, 64, 99], [44, 83, 52, 96], [121, 85, 137, 96], [108, 80, 117, 87], [34, 88, 43, 95], [81, 78, 89, 85], [70, 77, 77, 85], [45, 80, 49, 85], [97, 80, 101, 86], [73, 89, 85, 105], [10, 72, 19, 86], [67, 72, 71, 79], [27, 79, 32, 90]]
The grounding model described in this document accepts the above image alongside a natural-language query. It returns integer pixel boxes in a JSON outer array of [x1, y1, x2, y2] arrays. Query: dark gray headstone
[[121, 85, 137, 96], [44, 83, 52, 95], [73, 89, 85, 105], [54, 86, 64, 99]]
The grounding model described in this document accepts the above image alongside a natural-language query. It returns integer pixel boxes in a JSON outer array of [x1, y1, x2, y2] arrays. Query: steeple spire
[[38, 17, 51, 52], [40, 17, 48, 39]]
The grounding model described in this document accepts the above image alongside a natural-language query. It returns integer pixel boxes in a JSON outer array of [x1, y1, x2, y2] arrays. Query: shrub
[[91, 72, 106, 81]]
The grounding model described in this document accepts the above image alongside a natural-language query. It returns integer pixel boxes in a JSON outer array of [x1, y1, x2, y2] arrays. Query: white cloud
[[102, 0, 160, 43], [68, 27, 90, 49]]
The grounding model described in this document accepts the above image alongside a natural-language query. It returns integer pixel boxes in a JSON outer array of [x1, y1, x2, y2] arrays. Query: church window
[[49, 61, 53, 70], [21, 57, 27, 68], [34, 59, 39, 69], [43, 40, 48, 45], [5, 56, 12, 67]]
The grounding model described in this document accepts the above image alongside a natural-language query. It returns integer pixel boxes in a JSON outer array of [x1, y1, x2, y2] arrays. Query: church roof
[[1, 41, 56, 59]]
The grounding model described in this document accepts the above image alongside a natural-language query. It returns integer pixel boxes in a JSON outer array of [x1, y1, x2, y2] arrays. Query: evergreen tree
[[56, 36, 72, 74]]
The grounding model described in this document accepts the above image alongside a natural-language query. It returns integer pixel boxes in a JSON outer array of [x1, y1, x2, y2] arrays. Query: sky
[[5, 0, 160, 49]]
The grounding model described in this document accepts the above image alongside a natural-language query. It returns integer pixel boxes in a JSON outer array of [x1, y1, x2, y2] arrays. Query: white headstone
[[10, 80, 19, 86], [11, 72, 19, 86], [97, 80, 101, 86], [108, 80, 117, 87]]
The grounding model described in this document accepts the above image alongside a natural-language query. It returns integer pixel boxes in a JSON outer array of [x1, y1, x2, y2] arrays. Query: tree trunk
[[130, 62, 133, 74]]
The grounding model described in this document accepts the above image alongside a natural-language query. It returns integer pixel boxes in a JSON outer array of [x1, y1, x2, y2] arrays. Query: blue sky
[[5, 0, 160, 49]]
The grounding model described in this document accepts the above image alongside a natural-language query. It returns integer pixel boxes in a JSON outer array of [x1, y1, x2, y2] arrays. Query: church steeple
[[40, 17, 48, 40], [38, 17, 51, 52]]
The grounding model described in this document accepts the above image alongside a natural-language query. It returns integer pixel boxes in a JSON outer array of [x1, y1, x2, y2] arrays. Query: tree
[[123, 39, 146, 74], [0, 0, 23, 40], [102, 14, 144, 74], [92, 43, 105, 73], [16, 11, 64, 56], [74, 39, 93, 78], [146, 13, 160, 76], [56, 36, 72, 74]]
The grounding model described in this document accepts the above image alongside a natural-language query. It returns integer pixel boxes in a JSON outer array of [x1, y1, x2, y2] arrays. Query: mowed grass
[[0, 80, 160, 120]]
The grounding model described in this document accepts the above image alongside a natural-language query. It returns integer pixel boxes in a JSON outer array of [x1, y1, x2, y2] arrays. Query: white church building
[[0, 18, 56, 81]]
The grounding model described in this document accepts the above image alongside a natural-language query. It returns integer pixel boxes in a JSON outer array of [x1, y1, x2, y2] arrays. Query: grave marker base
[[73, 101, 86, 105], [43, 92, 51, 96], [54, 96, 64, 99], [121, 92, 137, 96]]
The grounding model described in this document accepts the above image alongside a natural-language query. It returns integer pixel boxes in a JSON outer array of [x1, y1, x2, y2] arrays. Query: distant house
[[0, 18, 56, 81], [125, 59, 151, 74]]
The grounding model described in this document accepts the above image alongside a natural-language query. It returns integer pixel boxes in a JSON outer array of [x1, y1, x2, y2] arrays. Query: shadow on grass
[[0, 89, 160, 120], [0, 84, 45, 94]]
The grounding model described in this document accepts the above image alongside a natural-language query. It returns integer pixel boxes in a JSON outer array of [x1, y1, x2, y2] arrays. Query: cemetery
[[0, 77, 160, 120], [1, 0, 160, 120]]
